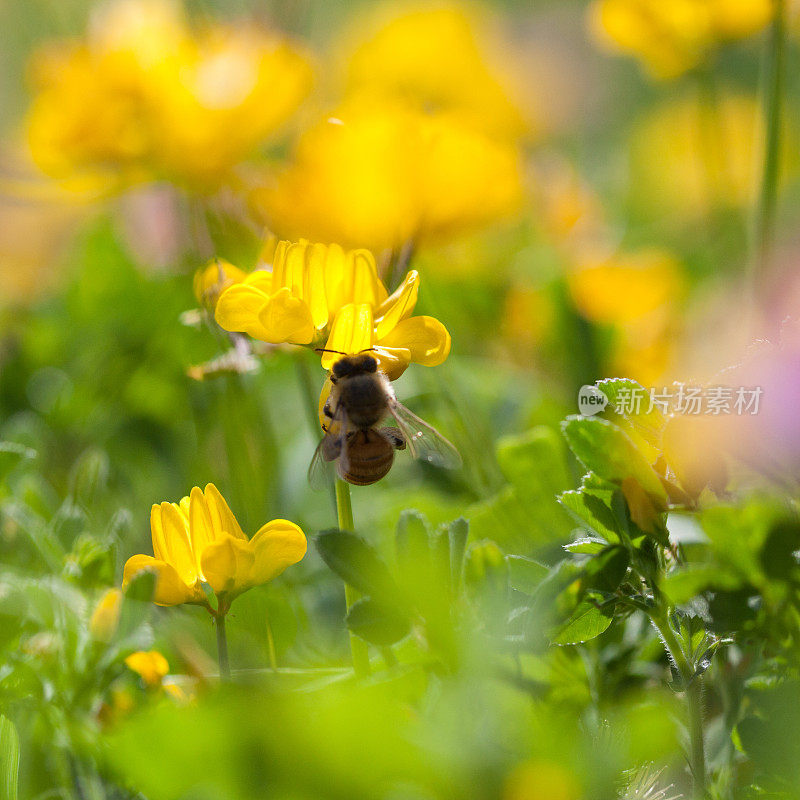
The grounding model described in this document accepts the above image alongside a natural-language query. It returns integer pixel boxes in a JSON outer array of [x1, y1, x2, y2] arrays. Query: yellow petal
[[200, 534, 255, 596], [203, 483, 246, 540], [327, 249, 387, 311], [125, 650, 169, 686], [188, 486, 215, 579], [321, 303, 375, 370], [372, 345, 412, 381], [122, 554, 202, 606], [377, 315, 451, 366], [242, 270, 274, 294], [257, 287, 315, 344], [304, 242, 332, 329], [248, 520, 307, 585], [214, 284, 272, 339], [374, 270, 419, 339], [150, 502, 197, 586]]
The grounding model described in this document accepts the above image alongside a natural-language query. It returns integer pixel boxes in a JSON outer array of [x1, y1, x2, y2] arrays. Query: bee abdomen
[[339, 430, 396, 486]]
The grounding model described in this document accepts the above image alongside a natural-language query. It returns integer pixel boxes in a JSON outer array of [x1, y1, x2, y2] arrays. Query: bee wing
[[308, 403, 350, 492], [387, 400, 462, 470]]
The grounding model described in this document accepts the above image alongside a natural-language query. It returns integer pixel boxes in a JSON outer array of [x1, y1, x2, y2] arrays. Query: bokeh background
[[2, 0, 800, 798]]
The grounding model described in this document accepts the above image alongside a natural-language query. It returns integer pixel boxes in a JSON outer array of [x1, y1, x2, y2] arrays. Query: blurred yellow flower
[[214, 239, 451, 379], [89, 588, 122, 641], [122, 483, 306, 607], [589, 0, 773, 79], [26, 0, 313, 190], [630, 92, 780, 220], [254, 102, 523, 252], [125, 650, 170, 686], [568, 248, 684, 325], [341, 3, 529, 141]]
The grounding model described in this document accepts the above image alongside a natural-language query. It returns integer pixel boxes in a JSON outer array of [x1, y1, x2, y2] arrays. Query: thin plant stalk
[[265, 612, 278, 670], [215, 611, 231, 682], [650, 612, 706, 799], [753, 0, 786, 289], [335, 477, 371, 677]]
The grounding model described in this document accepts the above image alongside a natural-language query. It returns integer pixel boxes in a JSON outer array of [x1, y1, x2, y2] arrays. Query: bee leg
[[379, 426, 406, 451]]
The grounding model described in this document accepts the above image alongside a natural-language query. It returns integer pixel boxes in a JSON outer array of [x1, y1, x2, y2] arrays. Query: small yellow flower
[[89, 588, 123, 641], [214, 239, 451, 379], [125, 650, 170, 686], [193, 259, 248, 312], [255, 102, 523, 252], [588, 0, 773, 80], [122, 483, 306, 606]]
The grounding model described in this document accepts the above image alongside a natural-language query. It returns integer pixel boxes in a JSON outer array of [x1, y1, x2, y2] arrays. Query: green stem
[[335, 478, 371, 677], [265, 611, 278, 670], [215, 611, 231, 682], [651, 612, 706, 799], [754, 0, 786, 286]]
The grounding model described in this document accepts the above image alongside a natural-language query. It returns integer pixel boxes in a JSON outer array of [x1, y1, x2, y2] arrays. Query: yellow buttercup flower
[[26, 0, 313, 189], [125, 650, 170, 686], [214, 239, 451, 379], [122, 483, 306, 607], [589, 0, 773, 79], [254, 102, 523, 252]]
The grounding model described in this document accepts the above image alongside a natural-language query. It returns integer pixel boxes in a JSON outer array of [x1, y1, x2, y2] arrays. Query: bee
[[308, 352, 462, 488]]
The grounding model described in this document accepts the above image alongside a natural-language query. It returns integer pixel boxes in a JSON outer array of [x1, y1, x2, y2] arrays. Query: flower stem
[[265, 611, 278, 671], [335, 477, 371, 677], [650, 612, 706, 799], [754, 0, 786, 285], [215, 611, 231, 682]]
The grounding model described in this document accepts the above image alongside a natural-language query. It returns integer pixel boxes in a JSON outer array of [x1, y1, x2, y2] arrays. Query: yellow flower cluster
[[589, 0, 773, 79], [211, 239, 451, 379], [256, 102, 523, 253], [342, 3, 529, 141], [123, 483, 306, 607], [26, 0, 312, 189]]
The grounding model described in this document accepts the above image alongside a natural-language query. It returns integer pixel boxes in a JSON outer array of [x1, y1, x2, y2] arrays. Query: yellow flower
[[588, 0, 773, 79], [341, 3, 529, 141], [125, 650, 170, 686], [214, 239, 451, 379], [193, 259, 248, 312], [567, 248, 684, 325], [630, 92, 785, 220], [26, 0, 313, 189], [89, 588, 123, 641], [254, 102, 523, 252], [122, 482, 306, 606]]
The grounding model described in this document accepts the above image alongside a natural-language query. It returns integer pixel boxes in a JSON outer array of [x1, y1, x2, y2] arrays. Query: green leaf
[[561, 416, 666, 501], [446, 517, 469, 588], [551, 599, 614, 645], [507, 555, 549, 594], [760, 519, 800, 581], [346, 598, 410, 646], [0, 715, 19, 800], [395, 511, 431, 575], [0, 442, 36, 484], [595, 378, 665, 445], [497, 427, 571, 496], [661, 566, 739, 605], [316, 529, 401, 603], [582, 546, 630, 594], [558, 473, 622, 542], [563, 537, 607, 555]]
